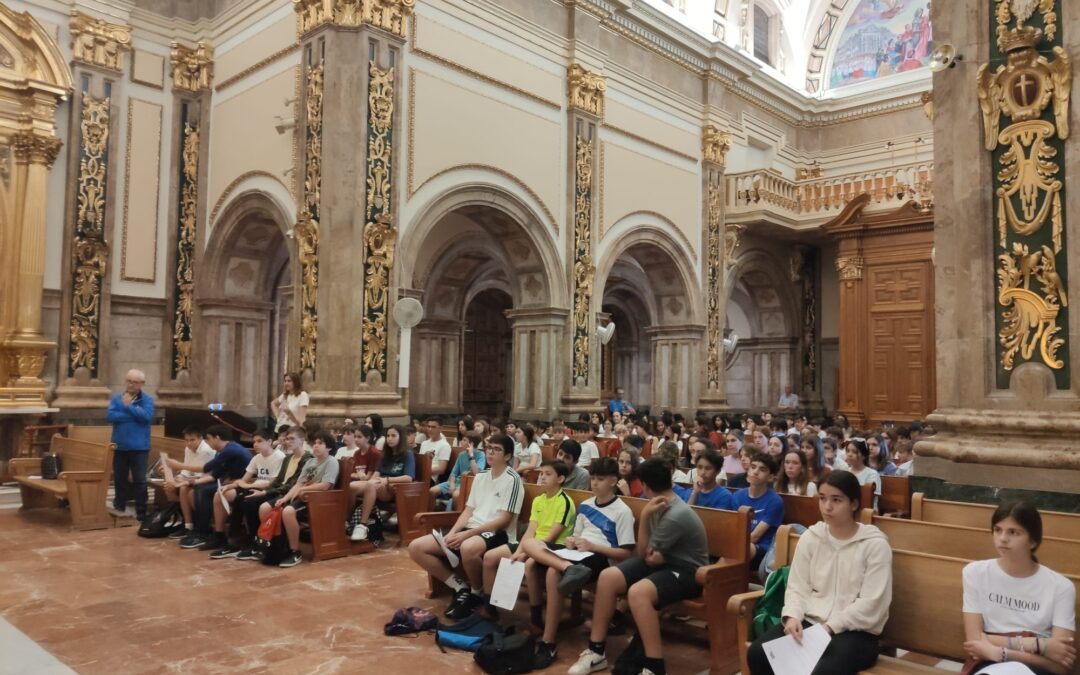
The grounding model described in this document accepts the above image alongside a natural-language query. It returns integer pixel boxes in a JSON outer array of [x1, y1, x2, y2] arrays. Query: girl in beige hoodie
[[747, 470, 893, 675]]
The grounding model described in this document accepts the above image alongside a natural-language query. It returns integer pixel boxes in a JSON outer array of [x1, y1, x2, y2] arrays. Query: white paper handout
[[762, 623, 832, 675], [553, 548, 594, 562], [218, 484, 231, 515], [432, 529, 460, 568], [489, 558, 526, 610], [975, 662, 1037, 675], [161, 456, 175, 483]]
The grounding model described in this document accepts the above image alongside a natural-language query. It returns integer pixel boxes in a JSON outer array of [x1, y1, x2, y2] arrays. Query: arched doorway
[[198, 192, 292, 417], [462, 288, 512, 417]]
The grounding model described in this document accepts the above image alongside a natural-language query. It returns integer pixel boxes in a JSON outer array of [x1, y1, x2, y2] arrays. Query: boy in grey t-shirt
[[568, 457, 708, 675]]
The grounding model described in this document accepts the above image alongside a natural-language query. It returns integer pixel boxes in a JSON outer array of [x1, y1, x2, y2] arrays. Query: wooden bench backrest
[[70, 424, 164, 445], [860, 482, 874, 513], [151, 436, 188, 463], [336, 457, 354, 490], [415, 451, 432, 486], [51, 435, 113, 472], [780, 493, 821, 527], [641, 437, 654, 458], [617, 496, 751, 562], [865, 512, 1080, 577], [541, 441, 555, 461], [879, 475, 910, 515], [912, 493, 1080, 541]]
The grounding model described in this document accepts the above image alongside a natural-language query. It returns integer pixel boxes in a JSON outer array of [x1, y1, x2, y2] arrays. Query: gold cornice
[[702, 124, 732, 166], [294, 0, 416, 38], [69, 10, 132, 72], [568, 63, 605, 118], [214, 43, 300, 92], [170, 42, 214, 92]]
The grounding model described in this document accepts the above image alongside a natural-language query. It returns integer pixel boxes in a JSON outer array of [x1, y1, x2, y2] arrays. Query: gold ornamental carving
[[836, 255, 864, 282], [572, 134, 595, 386], [68, 93, 111, 377], [296, 60, 324, 373], [293, 0, 416, 38], [724, 223, 744, 265], [170, 42, 214, 92], [11, 131, 62, 167], [705, 181, 723, 387], [567, 64, 606, 119], [702, 125, 732, 166], [362, 61, 396, 379], [172, 123, 199, 375], [69, 11, 131, 72], [997, 242, 1067, 370], [995, 0, 1057, 52]]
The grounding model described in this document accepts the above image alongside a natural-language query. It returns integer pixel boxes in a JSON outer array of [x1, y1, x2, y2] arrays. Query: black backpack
[[473, 627, 535, 674], [41, 452, 62, 480], [137, 503, 182, 538]]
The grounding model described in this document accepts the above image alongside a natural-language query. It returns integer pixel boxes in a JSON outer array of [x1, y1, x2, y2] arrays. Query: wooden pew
[[911, 493, 1080, 540], [540, 441, 555, 462], [879, 475, 911, 517], [10, 435, 116, 530], [780, 492, 821, 527], [641, 437, 654, 458], [304, 457, 370, 561], [861, 511, 1080, 577], [394, 452, 433, 546], [69, 424, 165, 444]]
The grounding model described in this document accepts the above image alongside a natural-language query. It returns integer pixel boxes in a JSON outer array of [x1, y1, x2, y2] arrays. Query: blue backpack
[[435, 614, 499, 652]]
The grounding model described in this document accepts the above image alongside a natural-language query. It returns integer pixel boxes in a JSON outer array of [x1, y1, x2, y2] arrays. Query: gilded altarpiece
[[67, 88, 112, 379], [979, 0, 1071, 388]]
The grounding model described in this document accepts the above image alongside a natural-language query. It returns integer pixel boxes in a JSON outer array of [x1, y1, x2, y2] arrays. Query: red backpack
[[257, 504, 284, 541]]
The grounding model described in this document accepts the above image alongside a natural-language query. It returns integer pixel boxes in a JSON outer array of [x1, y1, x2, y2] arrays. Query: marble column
[[409, 318, 465, 413], [52, 12, 131, 414], [507, 307, 568, 419], [649, 324, 706, 416], [292, 0, 413, 420], [916, 0, 1080, 500], [700, 124, 731, 411]]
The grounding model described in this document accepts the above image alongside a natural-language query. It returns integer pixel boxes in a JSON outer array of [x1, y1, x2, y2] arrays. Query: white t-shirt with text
[[246, 448, 285, 485], [963, 558, 1076, 636]]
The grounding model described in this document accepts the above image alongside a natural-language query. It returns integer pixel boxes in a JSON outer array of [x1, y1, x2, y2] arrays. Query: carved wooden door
[[462, 290, 512, 418]]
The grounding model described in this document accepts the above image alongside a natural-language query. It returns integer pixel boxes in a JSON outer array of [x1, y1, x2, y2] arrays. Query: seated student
[[333, 424, 362, 459], [160, 426, 215, 510], [722, 432, 745, 485], [257, 429, 340, 568], [962, 501, 1076, 675], [513, 423, 542, 472], [407, 434, 524, 620], [478, 459, 575, 620], [523, 457, 636, 668], [726, 444, 756, 489], [572, 422, 600, 468], [654, 440, 689, 484], [208, 429, 285, 559], [418, 418, 452, 482], [351, 424, 415, 542], [674, 448, 735, 510], [732, 452, 785, 577], [558, 439, 590, 491], [430, 430, 485, 511], [616, 448, 645, 498], [867, 434, 897, 477], [176, 425, 251, 550], [747, 470, 893, 675], [844, 438, 881, 510], [568, 457, 708, 675], [893, 439, 915, 476], [235, 427, 312, 560], [777, 449, 819, 497]]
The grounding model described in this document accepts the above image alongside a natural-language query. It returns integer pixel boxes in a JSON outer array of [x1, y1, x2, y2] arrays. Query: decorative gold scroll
[[705, 181, 723, 387], [298, 60, 324, 373], [994, 0, 1057, 51], [572, 134, 595, 386], [724, 223, 744, 265], [836, 255, 864, 282], [702, 125, 732, 166], [170, 42, 214, 92], [171, 123, 198, 375], [68, 93, 111, 377], [293, 0, 416, 37], [997, 242, 1066, 370], [567, 64, 606, 118], [361, 62, 396, 379], [70, 11, 131, 72]]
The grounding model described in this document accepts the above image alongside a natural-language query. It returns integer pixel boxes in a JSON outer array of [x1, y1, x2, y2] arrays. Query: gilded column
[[53, 11, 130, 411], [561, 64, 604, 415], [700, 124, 731, 410], [292, 0, 413, 418], [158, 42, 212, 408]]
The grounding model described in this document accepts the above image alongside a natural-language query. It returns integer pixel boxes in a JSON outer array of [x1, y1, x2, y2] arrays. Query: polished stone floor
[[0, 507, 715, 674]]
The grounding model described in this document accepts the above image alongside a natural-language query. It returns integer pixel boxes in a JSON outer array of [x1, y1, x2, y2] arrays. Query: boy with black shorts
[[407, 434, 524, 620], [568, 457, 708, 675], [520, 457, 636, 669]]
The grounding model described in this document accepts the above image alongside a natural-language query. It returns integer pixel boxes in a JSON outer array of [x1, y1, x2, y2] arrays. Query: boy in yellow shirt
[[478, 460, 575, 620]]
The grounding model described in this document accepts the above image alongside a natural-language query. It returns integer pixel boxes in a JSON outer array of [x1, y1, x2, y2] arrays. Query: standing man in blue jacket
[[106, 369, 155, 519]]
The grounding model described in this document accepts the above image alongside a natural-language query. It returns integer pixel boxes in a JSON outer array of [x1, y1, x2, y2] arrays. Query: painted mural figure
[[832, 0, 933, 87]]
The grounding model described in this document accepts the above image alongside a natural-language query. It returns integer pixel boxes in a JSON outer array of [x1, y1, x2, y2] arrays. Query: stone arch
[[197, 191, 293, 417], [208, 171, 297, 231]]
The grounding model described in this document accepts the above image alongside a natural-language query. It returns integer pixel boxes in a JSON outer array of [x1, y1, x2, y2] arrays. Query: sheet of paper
[[762, 623, 832, 675], [218, 481, 231, 515], [553, 548, 594, 562], [432, 529, 460, 568], [161, 456, 174, 483], [975, 662, 1037, 675], [489, 558, 526, 610]]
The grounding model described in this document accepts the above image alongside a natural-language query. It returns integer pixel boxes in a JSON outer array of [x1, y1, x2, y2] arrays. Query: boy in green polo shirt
[[478, 460, 575, 620]]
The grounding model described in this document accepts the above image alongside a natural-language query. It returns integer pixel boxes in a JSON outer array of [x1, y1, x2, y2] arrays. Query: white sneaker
[[567, 649, 607, 675], [350, 523, 369, 541]]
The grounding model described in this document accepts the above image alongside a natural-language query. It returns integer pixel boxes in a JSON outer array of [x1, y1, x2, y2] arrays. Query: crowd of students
[[143, 375, 1073, 675]]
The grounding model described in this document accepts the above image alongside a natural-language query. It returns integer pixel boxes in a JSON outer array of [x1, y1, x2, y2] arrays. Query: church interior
[[0, 0, 1077, 673]]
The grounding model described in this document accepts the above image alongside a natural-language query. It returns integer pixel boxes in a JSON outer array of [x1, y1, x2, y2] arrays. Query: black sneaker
[[279, 550, 303, 568], [236, 548, 260, 561], [198, 533, 227, 551], [179, 533, 205, 549], [558, 562, 593, 596], [168, 526, 188, 539], [533, 642, 557, 670], [209, 546, 241, 560], [445, 588, 477, 620]]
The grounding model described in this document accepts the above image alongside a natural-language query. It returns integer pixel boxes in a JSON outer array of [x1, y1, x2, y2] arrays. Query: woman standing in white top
[[270, 372, 308, 432], [962, 501, 1076, 675]]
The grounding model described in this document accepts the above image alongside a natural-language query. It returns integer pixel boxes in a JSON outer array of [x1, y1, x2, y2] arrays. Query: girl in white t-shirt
[[844, 439, 880, 511], [962, 501, 1076, 675], [270, 372, 308, 432], [513, 424, 542, 472], [776, 449, 818, 496]]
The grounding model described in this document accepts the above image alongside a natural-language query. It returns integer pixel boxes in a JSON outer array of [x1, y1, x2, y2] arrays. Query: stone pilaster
[[292, 0, 413, 419], [700, 123, 730, 411], [408, 318, 465, 413], [648, 324, 706, 416], [507, 308, 569, 418]]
